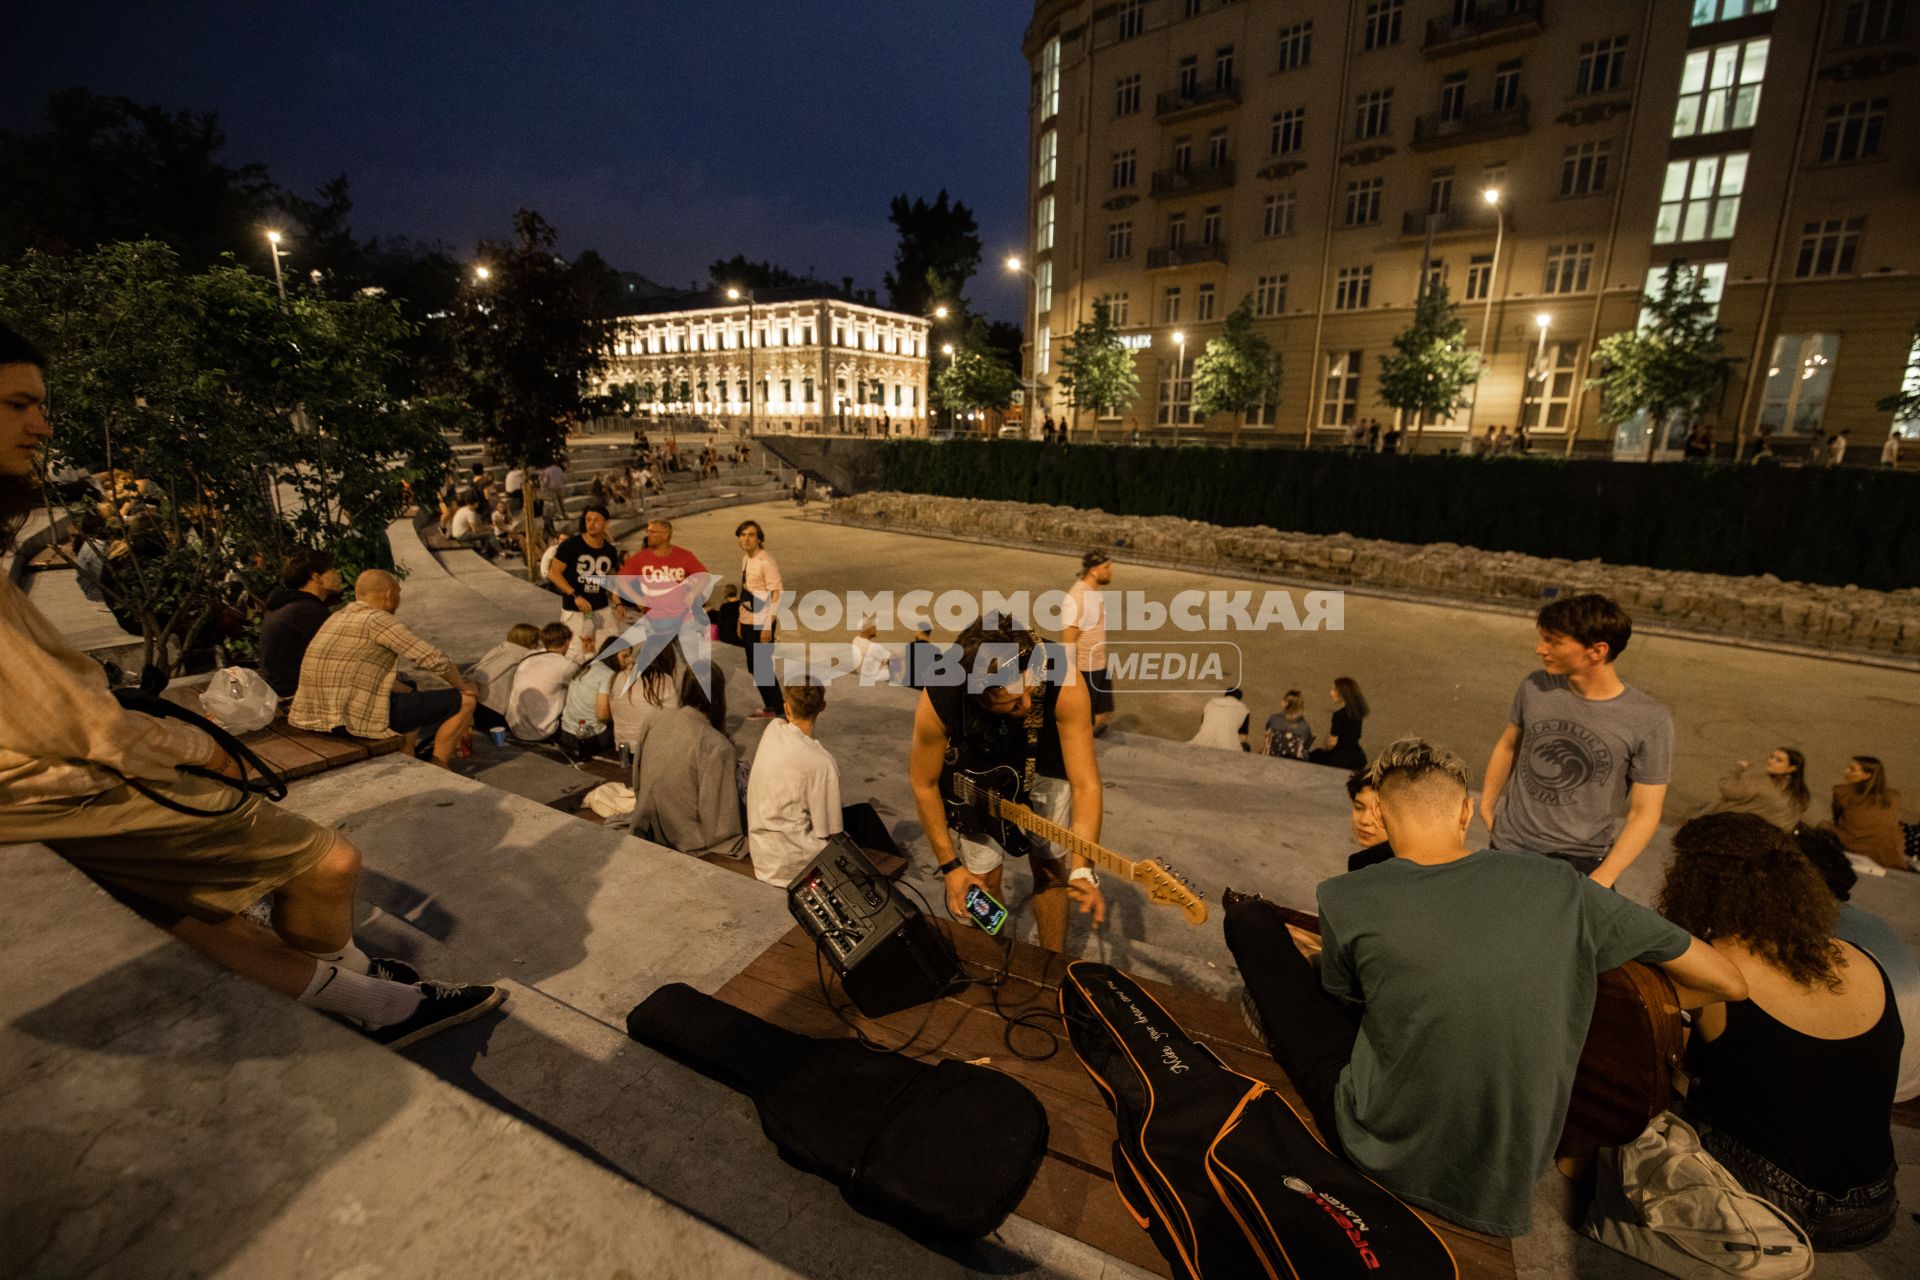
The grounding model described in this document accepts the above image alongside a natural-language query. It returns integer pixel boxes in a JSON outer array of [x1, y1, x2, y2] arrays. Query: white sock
[[298, 963, 424, 1028], [303, 939, 370, 975]]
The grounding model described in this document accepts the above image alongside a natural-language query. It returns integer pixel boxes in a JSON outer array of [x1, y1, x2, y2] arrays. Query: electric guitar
[[945, 766, 1208, 925]]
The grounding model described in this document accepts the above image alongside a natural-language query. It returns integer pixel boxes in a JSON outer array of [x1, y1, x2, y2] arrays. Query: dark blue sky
[[12, 0, 1035, 318]]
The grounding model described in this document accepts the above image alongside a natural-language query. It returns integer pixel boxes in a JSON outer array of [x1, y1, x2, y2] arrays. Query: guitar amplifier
[[787, 834, 962, 1018]]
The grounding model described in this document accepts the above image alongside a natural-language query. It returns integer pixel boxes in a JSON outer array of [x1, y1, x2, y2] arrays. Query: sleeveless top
[[1684, 951, 1901, 1194]]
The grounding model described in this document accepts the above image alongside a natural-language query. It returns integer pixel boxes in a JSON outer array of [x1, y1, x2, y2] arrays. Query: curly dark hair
[[1658, 813, 1842, 989]]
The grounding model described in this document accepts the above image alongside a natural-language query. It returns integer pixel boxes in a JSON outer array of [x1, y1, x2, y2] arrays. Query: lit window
[[1673, 39, 1768, 137], [1521, 343, 1583, 432], [1756, 334, 1838, 434], [1655, 154, 1747, 243], [1819, 99, 1886, 162], [1037, 326, 1051, 376], [1040, 37, 1061, 120], [1036, 195, 1055, 253], [1321, 350, 1362, 426], [1639, 262, 1727, 326], [1334, 266, 1372, 310], [1794, 218, 1863, 277], [1037, 130, 1058, 186], [1158, 356, 1193, 424], [1036, 260, 1053, 314], [1690, 0, 1777, 25]]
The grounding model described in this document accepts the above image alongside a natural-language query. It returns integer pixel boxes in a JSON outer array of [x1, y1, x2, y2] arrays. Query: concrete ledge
[[0, 842, 798, 1280]]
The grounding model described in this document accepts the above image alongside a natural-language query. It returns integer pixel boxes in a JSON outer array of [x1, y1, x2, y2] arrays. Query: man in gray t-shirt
[[1482, 594, 1672, 886]]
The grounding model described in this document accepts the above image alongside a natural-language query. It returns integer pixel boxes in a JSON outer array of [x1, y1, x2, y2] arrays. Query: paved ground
[[641, 500, 1920, 829]]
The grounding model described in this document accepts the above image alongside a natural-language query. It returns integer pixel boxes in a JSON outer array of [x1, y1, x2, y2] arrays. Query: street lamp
[[726, 286, 757, 438], [264, 229, 288, 304], [939, 342, 957, 436], [1523, 312, 1551, 437], [1004, 255, 1039, 438], [473, 265, 491, 282], [1463, 188, 1509, 438]]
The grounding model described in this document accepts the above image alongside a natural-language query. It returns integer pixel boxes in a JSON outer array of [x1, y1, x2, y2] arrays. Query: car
[[997, 424, 1026, 440]]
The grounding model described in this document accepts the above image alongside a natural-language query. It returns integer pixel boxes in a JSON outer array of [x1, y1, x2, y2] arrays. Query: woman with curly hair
[[1705, 746, 1810, 831], [1658, 813, 1902, 1250]]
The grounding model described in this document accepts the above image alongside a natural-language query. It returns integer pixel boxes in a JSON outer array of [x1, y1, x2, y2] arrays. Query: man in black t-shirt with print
[[544, 503, 627, 659]]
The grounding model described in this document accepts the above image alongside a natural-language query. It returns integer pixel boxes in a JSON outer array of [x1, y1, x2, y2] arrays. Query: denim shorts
[[1692, 1117, 1898, 1251]]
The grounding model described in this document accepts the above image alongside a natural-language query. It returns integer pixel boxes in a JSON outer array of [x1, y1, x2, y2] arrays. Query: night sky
[[11, 0, 1035, 318]]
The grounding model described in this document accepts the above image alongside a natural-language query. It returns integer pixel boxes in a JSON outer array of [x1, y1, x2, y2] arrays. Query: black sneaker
[[367, 981, 508, 1049], [366, 956, 420, 985]]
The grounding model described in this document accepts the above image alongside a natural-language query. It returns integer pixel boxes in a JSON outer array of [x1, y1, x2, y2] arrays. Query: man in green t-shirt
[[1251, 738, 1746, 1237]]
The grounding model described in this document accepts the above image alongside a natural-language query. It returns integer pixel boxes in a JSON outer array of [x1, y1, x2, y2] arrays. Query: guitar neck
[[990, 798, 1134, 879]]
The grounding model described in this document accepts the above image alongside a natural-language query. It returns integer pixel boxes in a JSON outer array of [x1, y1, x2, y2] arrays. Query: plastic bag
[[199, 667, 278, 734], [584, 780, 635, 818]]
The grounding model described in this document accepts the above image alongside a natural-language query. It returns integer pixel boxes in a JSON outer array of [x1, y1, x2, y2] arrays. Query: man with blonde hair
[[1231, 736, 1745, 1238]]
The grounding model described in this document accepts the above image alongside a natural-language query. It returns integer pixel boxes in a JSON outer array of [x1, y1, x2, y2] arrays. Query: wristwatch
[[937, 857, 966, 876], [1069, 866, 1100, 887]]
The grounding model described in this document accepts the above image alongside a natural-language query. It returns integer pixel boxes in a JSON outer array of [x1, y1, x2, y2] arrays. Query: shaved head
[[355, 569, 399, 611]]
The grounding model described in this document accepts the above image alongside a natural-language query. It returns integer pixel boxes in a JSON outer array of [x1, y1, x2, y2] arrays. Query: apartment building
[[1020, 0, 1920, 454], [599, 286, 931, 434]]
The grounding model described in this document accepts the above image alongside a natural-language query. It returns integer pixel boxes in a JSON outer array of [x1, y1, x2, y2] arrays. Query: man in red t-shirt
[[615, 518, 713, 679]]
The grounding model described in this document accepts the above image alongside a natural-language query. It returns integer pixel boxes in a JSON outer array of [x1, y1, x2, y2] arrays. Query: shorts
[[955, 776, 1071, 875], [1084, 665, 1114, 717], [1, 773, 337, 926], [389, 687, 462, 737]]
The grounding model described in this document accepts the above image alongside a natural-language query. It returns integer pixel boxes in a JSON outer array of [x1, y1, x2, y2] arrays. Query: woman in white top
[[611, 638, 680, 753], [1189, 687, 1251, 751], [737, 520, 786, 717], [557, 637, 621, 758]]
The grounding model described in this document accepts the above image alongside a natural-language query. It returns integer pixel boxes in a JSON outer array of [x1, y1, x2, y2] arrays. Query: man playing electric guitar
[[910, 615, 1107, 951]]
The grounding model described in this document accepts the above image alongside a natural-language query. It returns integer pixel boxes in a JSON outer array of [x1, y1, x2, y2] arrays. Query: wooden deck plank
[[713, 921, 1516, 1280]]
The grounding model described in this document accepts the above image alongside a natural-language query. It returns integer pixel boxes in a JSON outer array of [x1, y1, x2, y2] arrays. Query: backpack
[[1584, 1112, 1813, 1279]]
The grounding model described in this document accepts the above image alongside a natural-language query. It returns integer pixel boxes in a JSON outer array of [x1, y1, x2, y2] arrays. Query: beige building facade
[[1021, 0, 1920, 455], [600, 287, 932, 435]]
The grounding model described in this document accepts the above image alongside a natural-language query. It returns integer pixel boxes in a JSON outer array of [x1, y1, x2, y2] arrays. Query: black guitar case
[[626, 983, 1048, 1240], [1060, 962, 1458, 1280]]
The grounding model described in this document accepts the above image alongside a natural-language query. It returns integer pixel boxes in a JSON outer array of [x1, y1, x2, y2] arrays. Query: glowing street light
[[1464, 188, 1510, 437], [473, 265, 491, 282], [933, 305, 949, 319], [264, 229, 288, 304], [726, 285, 756, 436]]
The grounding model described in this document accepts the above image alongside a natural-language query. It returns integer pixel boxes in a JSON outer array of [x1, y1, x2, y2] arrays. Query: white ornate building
[[599, 286, 933, 434]]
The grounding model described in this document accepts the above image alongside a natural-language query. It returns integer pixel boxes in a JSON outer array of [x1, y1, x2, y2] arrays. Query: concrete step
[[0, 839, 800, 1280]]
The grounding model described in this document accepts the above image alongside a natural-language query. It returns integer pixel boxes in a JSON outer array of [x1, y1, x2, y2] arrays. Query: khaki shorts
[[0, 773, 337, 925]]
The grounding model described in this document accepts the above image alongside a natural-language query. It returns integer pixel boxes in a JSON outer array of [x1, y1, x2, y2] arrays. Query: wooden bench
[[157, 682, 403, 782], [716, 920, 1517, 1280]]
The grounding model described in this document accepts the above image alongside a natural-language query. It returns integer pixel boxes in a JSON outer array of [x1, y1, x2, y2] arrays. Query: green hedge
[[876, 441, 1920, 591]]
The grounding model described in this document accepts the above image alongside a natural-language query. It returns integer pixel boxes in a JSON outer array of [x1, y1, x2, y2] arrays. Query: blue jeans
[[1690, 1115, 1898, 1251]]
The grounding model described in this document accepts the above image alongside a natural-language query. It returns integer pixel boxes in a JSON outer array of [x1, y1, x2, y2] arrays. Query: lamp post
[[929, 305, 949, 437], [1524, 312, 1550, 440], [1005, 255, 1039, 438], [1172, 330, 1187, 446], [726, 286, 756, 439], [940, 342, 956, 437], [264, 230, 288, 305], [1462, 187, 1508, 440]]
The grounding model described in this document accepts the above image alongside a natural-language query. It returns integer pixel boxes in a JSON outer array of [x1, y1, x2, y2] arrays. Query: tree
[[707, 255, 807, 291], [0, 240, 453, 680], [934, 319, 1019, 418], [1191, 298, 1284, 445], [1376, 283, 1479, 448], [1055, 299, 1140, 431], [1875, 316, 1920, 430], [884, 191, 982, 316], [450, 209, 611, 470], [1589, 260, 1736, 457]]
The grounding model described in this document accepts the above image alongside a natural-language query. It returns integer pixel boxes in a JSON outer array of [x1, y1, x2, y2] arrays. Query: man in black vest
[[910, 615, 1106, 951]]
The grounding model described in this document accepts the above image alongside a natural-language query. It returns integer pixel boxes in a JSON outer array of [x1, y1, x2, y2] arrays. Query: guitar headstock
[[1130, 858, 1207, 926]]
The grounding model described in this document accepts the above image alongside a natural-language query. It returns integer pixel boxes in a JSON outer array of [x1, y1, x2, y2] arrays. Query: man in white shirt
[[747, 681, 904, 884], [1062, 550, 1115, 734], [505, 622, 578, 741], [746, 682, 843, 885], [503, 465, 525, 513]]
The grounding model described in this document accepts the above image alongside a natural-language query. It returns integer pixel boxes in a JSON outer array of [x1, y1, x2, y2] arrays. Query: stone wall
[[830, 492, 1920, 661]]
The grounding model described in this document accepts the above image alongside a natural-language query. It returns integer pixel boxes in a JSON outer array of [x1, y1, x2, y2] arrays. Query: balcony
[[1146, 241, 1228, 270], [1150, 161, 1236, 198], [1399, 204, 1504, 238], [1424, 0, 1543, 55], [1411, 98, 1530, 150], [1156, 78, 1241, 122]]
